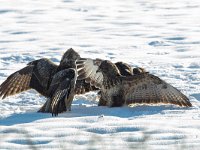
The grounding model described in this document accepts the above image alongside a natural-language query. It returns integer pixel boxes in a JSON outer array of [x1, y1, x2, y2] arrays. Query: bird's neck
[[57, 61, 76, 71], [102, 71, 120, 89]]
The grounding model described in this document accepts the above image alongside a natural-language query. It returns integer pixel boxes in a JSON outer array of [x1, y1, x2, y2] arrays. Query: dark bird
[[48, 68, 77, 116], [0, 48, 97, 116], [76, 58, 192, 107]]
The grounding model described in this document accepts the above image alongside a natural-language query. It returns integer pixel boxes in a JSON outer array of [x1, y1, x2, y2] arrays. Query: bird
[[95, 61, 147, 106], [48, 68, 77, 116], [76, 58, 192, 107], [0, 48, 98, 116]]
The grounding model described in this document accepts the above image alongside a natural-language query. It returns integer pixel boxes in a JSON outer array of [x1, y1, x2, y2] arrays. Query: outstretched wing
[[0, 66, 33, 99], [122, 73, 192, 107], [0, 58, 57, 99], [47, 69, 76, 116], [76, 58, 103, 88]]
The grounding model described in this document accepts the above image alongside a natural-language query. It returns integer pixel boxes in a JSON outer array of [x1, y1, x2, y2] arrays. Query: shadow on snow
[[0, 104, 191, 126]]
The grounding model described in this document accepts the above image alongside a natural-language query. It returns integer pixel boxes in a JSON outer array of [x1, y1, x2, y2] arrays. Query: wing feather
[[122, 73, 192, 107], [0, 66, 33, 99], [76, 58, 103, 88], [0, 58, 57, 99], [51, 88, 69, 116], [51, 69, 76, 116], [44, 69, 76, 116]]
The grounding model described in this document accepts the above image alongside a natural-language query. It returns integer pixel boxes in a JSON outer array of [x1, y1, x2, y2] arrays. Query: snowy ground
[[0, 0, 200, 149]]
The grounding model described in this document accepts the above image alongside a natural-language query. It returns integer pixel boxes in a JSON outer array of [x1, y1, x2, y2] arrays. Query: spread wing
[[46, 69, 76, 116], [122, 73, 192, 107], [0, 58, 57, 99], [76, 58, 103, 88], [0, 66, 33, 99]]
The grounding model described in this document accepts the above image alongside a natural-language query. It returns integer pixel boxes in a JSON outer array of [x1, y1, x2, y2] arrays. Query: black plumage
[[76, 58, 192, 108], [49, 68, 77, 116]]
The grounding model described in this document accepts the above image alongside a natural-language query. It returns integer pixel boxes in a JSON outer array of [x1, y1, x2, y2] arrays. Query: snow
[[0, 0, 200, 149]]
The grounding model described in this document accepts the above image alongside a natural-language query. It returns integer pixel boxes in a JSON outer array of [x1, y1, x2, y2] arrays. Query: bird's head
[[97, 60, 120, 76], [62, 48, 80, 61], [60, 48, 80, 68]]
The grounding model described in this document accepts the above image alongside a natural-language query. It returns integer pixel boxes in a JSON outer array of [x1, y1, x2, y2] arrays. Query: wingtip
[[181, 95, 192, 107], [173, 97, 192, 107], [185, 101, 192, 107]]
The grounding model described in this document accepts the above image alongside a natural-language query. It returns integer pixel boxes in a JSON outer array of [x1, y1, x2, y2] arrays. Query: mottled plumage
[[76, 58, 192, 107], [0, 48, 97, 115]]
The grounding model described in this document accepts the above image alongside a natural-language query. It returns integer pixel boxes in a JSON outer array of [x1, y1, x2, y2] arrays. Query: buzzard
[[0, 48, 97, 116], [76, 58, 192, 107], [93, 61, 147, 106]]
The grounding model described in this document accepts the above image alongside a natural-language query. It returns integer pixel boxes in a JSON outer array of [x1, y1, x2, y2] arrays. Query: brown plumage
[[115, 62, 147, 76], [0, 58, 57, 99], [76, 58, 192, 107], [114, 62, 133, 76], [0, 48, 98, 115]]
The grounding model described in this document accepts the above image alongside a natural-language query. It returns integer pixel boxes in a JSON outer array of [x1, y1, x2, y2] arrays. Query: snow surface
[[0, 0, 200, 149]]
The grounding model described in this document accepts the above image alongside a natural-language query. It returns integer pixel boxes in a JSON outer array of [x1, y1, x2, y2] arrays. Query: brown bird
[[0, 48, 98, 116], [96, 61, 147, 106], [76, 58, 192, 107]]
